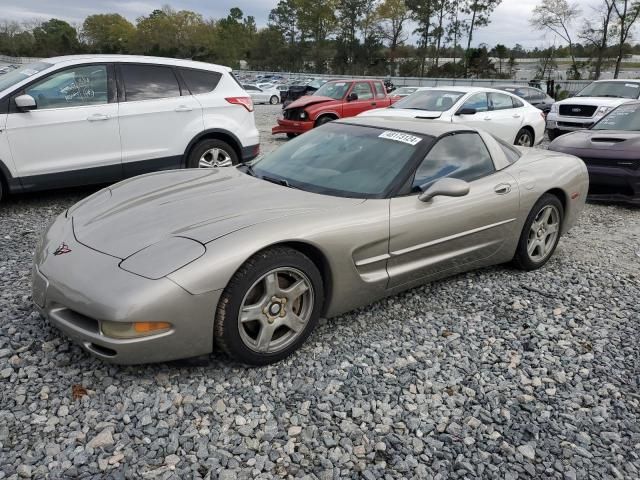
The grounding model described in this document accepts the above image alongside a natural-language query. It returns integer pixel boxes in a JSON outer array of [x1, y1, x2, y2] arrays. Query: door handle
[[483, 117, 492, 121], [513, 114, 521, 118], [371, 102, 377, 106], [174, 106, 193, 112], [87, 113, 109, 121], [494, 183, 511, 195]]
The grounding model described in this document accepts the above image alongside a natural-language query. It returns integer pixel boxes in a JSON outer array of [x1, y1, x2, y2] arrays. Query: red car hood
[[285, 95, 340, 110]]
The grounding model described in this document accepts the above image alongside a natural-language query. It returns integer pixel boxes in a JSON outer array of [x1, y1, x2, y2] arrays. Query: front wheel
[[269, 95, 279, 105], [315, 116, 334, 128], [515, 128, 534, 147], [214, 247, 324, 365], [186, 139, 238, 168], [512, 194, 564, 271]]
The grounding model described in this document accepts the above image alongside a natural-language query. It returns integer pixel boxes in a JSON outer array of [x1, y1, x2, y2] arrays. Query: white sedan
[[242, 84, 281, 105], [359, 86, 546, 147]]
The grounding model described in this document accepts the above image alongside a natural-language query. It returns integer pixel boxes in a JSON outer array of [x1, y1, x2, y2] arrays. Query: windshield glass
[[392, 89, 465, 111], [0, 62, 52, 92], [394, 87, 418, 95], [575, 81, 640, 99], [592, 103, 640, 130], [313, 81, 350, 99], [250, 123, 430, 198]]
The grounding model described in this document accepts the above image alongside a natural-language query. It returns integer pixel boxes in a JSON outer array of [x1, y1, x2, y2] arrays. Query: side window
[[412, 133, 495, 190], [489, 92, 514, 110], [352, 81, 374, 100], [25, 65, 108, 109], [121, 64, 181, 102], [461, 93, 488, 112], [512, 96, 525, 108], [373, 81, 386, 98], [180, 68, 221, 94], [514, 88, 528, 98]]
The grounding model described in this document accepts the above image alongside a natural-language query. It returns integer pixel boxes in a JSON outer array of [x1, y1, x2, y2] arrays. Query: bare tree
[[612, 0, 640, 78], [462, 0, 502, 77], [530, 0, 581, 79], [377, 0, 411, 73], [579, 0, 615, 79]]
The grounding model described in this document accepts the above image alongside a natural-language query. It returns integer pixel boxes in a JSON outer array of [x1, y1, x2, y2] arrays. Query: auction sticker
[[378, 130, 422, 145]]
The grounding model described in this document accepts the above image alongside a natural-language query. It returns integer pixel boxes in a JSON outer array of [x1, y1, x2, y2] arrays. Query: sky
[[1, 0, 574, 49]]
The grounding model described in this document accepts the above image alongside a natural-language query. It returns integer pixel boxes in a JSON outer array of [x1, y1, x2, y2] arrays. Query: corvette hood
[[285, 95, 339, 110], [359, 107, 443, 120], [70, 168, 362, 259]]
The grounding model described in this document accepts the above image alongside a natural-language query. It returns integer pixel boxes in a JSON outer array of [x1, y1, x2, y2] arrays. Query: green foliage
[[33, 19, 80, 56], [82, 14, 135, 53]]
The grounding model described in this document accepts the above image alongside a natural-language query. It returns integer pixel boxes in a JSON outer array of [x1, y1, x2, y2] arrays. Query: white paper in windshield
[[378, 130, 422, 146], [20, 69, 39, 76], [625, 83, 639, 88]]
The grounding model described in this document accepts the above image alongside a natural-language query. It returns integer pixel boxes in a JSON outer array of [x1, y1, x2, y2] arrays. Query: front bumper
[[546, 114, 602, 133], [272, 117, 314, 135], [585, 163, 640, 205], [32, 214, 221, 364]]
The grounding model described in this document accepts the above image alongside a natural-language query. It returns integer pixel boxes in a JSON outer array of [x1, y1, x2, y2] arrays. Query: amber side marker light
[[101, 321, 172, 339]]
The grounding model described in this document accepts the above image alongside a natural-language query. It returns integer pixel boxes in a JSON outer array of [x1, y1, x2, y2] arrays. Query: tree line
[[0, 1, 639, 80]]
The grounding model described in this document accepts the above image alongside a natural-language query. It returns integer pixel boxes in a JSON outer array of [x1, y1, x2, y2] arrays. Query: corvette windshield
[[0, 62, 52, 92], [575, 81, 640, 99], [391, 90, 465, 111], [250, 123, 430, 198], [592, 103, 640, 130], [313, 82, 349, 99]]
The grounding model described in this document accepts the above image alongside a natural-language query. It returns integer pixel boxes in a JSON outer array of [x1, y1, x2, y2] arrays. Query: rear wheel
[[187, 139, 238, 168], [215, 247, 324, 365], [286, 133, 298, 139], [513, 194, 564, 271], [515, 128, 534, 147], [269, 95, 279, 105], [0, 179, 4, 203]]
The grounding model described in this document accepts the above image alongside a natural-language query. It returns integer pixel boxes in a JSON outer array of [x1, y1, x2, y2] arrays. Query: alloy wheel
[[517, 131, 533, 147], [198, 148, 233, 168], [526, 205, 560, 262], [238, 268, 314, 354]]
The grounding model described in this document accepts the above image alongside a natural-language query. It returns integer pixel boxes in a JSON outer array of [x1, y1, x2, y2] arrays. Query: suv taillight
[[225, 96, 254, 112]]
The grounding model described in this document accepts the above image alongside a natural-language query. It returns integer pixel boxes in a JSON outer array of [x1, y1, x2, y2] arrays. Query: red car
[[272, 79, 392, 137]]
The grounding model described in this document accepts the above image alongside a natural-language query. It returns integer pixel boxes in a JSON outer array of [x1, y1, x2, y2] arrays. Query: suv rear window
[[121, 64, 181, 101], [180, 68, 221, 94]]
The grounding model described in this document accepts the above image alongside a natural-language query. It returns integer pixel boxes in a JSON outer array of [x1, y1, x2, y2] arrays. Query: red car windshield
[[314, 82, 350, 100]]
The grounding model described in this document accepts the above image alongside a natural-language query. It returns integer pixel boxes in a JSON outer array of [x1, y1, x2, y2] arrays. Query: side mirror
[[455, 107, 476, 115], [15, 94, 36, 111], [347, 92, 358, 102], [418, 177, 470, 202]]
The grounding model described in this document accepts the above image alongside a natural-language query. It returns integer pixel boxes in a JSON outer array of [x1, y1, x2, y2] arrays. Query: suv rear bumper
[[241, 144, 260, 161]]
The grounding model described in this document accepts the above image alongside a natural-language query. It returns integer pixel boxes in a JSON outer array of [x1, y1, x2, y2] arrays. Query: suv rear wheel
[[187, 139, 239, 168]]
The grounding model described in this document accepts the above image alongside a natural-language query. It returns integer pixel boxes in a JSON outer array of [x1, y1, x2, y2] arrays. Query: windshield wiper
[[261, 175, 299, 189], [238, 164, 257, 177]]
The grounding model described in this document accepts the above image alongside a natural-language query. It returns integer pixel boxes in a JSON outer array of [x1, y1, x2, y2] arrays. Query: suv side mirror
[[418, 178, 470, 202], [15, 94, 36, 111], [347, 92, 358, 102], [455, 107, 476, 115]]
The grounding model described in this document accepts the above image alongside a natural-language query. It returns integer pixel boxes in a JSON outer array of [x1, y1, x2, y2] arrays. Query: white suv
[[0, 55, 259, 201], [546, 79, 640, 140]]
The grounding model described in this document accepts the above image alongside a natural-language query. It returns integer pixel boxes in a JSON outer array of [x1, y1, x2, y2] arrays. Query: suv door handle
[[494, 183, 511, 195], [174, 106, 193, 112], [483, 116, 492, 121], [87, 113, 109, 121]]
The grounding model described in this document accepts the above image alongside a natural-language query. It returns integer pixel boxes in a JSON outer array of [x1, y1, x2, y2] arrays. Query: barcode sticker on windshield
[[378, 130, 422, 146], [625, 83, 639, 88]]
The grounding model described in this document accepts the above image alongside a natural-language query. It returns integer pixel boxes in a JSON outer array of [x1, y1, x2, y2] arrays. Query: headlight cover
[[300, 111, 307, 119], [596, 106, 611, 115], [119, 237, 205, 280], [550, 103, 558, 113]]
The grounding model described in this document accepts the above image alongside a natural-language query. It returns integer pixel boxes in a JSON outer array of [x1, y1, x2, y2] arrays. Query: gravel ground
[[0, 105, 639, 479]]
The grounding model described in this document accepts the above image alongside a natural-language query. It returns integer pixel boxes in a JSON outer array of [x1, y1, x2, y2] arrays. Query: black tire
[[0, 178, 4, 203], [315, 116, 334, 128], [514, 128, 534, 147], [269, 95, 279, 105], [186, 139, 239, 169], [286, 133, 298, 139], [547, 129, 560, 142], [512, 193, 564, 271], [215, 246, 325, 366]]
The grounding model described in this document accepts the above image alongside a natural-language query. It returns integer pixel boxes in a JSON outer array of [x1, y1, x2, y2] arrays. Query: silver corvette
[[32, 117, 588, 365]]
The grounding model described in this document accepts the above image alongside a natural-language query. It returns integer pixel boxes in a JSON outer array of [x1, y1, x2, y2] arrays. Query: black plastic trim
[[0, 158, 23, 193]]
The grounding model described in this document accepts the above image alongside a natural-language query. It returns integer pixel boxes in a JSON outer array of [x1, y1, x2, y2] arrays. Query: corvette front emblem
[[53, 243, 72, 256]]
